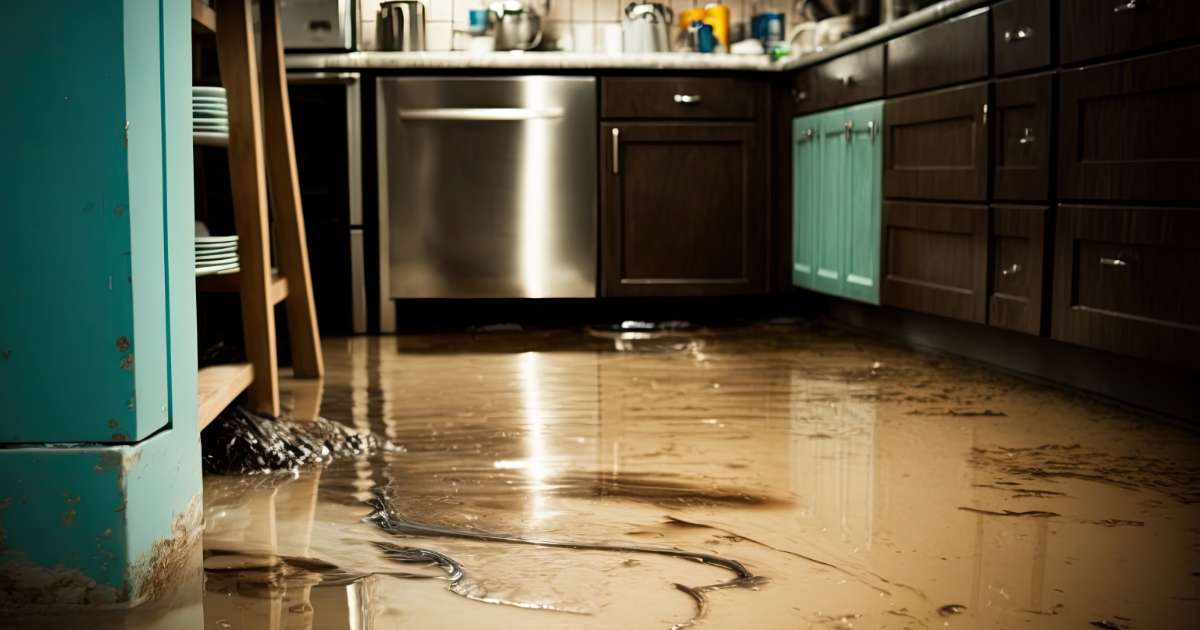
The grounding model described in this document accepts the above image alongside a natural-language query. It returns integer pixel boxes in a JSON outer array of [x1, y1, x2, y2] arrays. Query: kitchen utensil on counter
[[751, 12, 785, 46], [797, 0, 880, 33], [690, 20, 716, 53], [603, 23, 624, 53], [377, 0, 426, 51], [491, 1, 543, 51], [467, 8, 492, 35], [623, 3, 673, 53], [280, 0, 355, 51], [787, 14, 852, 53]]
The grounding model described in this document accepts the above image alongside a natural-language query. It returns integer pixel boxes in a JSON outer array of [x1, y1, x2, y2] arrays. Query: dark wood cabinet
[[600, 122, 766, 296], [883, 83, 990, 201], [1060, 0, 1200, 65], [993, 73, 1054, 202], [1052, 204, 1200, 366], [992, 0, 1053, 75], [887, 7, 990, 96], [882, 201, 989, 323], [602, 77, 762, 120], [1058, 46, 1200, 202], [990, 205, 1049, 335]]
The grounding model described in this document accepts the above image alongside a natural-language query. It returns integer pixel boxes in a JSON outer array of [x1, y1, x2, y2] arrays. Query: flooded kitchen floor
[[15, 320, 1200, 629]]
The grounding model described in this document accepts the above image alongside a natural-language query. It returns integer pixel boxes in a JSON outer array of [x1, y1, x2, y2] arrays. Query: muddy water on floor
[[13, 322, 1200, 629]]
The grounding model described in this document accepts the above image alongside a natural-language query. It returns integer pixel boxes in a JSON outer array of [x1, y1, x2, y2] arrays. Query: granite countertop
[[286, 0, 990, 74]]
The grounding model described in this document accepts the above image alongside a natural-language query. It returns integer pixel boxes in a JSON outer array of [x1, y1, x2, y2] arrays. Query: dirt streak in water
[[365, 488, 767, 628], [660, 515, 930, 601]]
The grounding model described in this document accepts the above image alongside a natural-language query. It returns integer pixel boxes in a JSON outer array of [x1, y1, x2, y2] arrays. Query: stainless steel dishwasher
[[377, 76, 597, 328]]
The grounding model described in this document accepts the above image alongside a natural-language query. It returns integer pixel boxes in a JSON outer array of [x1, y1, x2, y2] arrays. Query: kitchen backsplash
[[360, 0, 797, 51]]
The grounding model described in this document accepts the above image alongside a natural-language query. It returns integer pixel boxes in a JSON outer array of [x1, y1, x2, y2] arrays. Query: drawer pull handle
[[792, 88, 808, 102], [611, 127, 619, 175], [1003, 26, 1034, 43], [1100, 257, 1129, 268], [1113, 0, 1143, 13], [1018, 127, 1036, 145], [867, 120, 878, 142], [1000, 263, 1022, 277], [797, 128, 815, 144], [839, 75, 855, 87], [844, 120, 854, 142], [673, 93, 702, 104]]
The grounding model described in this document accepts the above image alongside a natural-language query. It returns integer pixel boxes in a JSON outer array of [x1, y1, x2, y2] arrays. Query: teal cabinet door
[[841, 100, 884, 304], [814, 110, 847, 297], [791, 114, 820, 289]]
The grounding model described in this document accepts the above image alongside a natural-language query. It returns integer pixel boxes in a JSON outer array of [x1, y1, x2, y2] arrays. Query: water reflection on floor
[[17, 321, 1200, 629]]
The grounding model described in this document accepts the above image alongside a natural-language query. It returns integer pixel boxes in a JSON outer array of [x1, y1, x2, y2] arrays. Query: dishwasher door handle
[[396, 107, 565, 121]]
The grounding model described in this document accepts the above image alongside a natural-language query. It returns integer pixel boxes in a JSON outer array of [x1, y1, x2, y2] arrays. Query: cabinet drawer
[[1060, 0, 1200, 65], [992, 0, 1052, 75], [990, 205, 1048, 335], [1052, 204, 1200, 366], [887, 8, 990, 96], [883, 83, 989, 201], [793, 45, 885, 114], [882, 201, 988, 323], [1058, 46, 1200, 202], [994, 73, 1053, 202], [601, 77, 760, 120]]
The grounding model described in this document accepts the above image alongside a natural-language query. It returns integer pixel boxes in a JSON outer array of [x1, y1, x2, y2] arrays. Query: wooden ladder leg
[[215, 0, 280, 417], [260, 0, 324, 379]]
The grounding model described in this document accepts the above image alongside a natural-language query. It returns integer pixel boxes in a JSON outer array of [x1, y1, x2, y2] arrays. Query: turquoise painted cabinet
[[791, 100, 884, 305]]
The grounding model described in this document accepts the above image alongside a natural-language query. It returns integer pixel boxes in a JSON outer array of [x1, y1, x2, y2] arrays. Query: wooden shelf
[[197, 272, 288, 305], [192, 0, 216, 34], [198, 362, 253, 431]]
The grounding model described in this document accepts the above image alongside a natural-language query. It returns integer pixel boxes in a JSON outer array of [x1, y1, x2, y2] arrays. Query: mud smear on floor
[[365, 487, 767, 628], [968, 443, 1200, 504]]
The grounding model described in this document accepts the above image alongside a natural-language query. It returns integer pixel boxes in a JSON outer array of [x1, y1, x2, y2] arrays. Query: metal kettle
[[491, 1, 543, 51], [377, 0, 426, 51], [623, 3, 673, 53]]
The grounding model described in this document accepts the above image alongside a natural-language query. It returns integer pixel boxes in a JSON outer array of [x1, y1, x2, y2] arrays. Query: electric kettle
[[491, 1, 543, 51], [623, 3, 673, 53]]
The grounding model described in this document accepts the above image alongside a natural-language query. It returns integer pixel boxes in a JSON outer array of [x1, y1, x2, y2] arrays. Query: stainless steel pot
[[377, 0, 426, 51], [491, 1, 543, 51]]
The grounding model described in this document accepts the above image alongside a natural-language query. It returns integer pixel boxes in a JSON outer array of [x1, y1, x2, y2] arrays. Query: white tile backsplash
[[358, 0, 787, 50]]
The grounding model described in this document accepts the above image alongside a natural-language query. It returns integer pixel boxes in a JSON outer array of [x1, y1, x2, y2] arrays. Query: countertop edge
[[285, 0, 991, 74]]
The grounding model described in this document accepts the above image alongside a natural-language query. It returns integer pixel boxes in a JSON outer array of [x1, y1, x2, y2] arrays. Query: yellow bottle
[[704, 2, 730, 49]]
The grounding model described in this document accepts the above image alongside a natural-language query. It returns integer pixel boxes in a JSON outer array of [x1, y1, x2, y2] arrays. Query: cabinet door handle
[[844, 120, 854, 142], [611, 128, 620, 175], [1003, 26, 1034, 43], [1000, 263, 1022, 277], [796, 128, 815, 144], [1100, 257, 1129, 268], [982, 103, 988, 126], [1018, 127, 1036, 145], [1113, 0, 1143, 13], [839, 75, 855, 87], [673, 93, 702, 104], [792, 88, 808, 102], [867, 120, 878, 142]]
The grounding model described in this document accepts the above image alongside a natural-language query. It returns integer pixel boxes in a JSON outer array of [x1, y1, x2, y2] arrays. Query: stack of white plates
[[193, 86, 228, 143], [196, 235, 240, 276]]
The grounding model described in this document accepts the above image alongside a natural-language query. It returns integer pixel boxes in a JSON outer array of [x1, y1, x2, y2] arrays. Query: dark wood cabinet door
[[1058, 46, 1200, 203], [990, 204, 1048, 335], [882, 201, 989, 323], [883, 83, 990, 201], [1060, 0, 1200, 65], [993, 73, 1053, 202], [1052, 205, 1200, 367], [992, 0, 1053, 75], [887, 7, 990, 96], [600, 123, 766, 296]]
